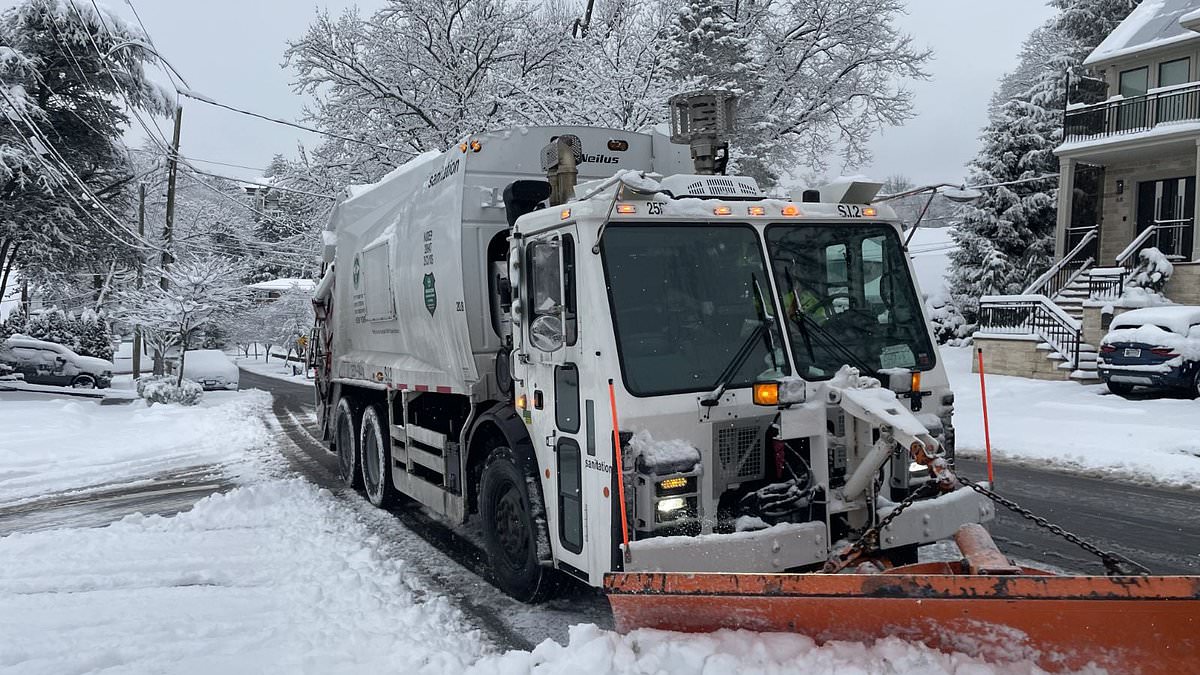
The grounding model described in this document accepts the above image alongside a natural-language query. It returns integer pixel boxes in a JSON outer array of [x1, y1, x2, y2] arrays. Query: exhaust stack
[[541, 134, 583, 206], [668, 90, 737, 176]]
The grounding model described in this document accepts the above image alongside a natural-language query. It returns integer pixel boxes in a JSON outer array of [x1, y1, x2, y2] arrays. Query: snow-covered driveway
[[0, 388, 1061, 674]]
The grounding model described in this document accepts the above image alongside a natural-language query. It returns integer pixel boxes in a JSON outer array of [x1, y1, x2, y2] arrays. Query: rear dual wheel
[[359, 404, 397, 507], [333, 397, 362, 489]]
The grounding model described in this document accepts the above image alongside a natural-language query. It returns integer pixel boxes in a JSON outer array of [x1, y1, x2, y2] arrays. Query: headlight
[[657, 497, 686, 513]]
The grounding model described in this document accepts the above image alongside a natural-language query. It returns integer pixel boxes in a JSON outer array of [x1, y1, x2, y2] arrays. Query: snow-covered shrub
[[2, 306, 114, 360], [136, 375, 203, 406], [926, 296, 971, 345], [1125, 247, 1173, 294]]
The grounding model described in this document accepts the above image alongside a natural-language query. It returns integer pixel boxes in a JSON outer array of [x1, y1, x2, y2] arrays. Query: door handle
[[545, 430, 557, 447]]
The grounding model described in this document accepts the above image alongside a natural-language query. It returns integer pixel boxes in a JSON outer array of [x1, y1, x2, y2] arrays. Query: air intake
[[659, 174, 761, 200]]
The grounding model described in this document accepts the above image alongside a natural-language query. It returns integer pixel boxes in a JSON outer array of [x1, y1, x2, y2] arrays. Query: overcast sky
[[15, 0, 1055, 186]]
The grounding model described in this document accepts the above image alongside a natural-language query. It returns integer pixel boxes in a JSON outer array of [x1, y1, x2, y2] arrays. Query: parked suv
[[1097, 306, 1200, 398], [0, 336, 114, 388]]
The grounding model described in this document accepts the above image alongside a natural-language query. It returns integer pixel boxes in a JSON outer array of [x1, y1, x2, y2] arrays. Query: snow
[[345, 150, 441, 199], [181, 349, 240, 388], [468, 624, 1062, 675], [629, 429, 700, 474], [234, 350, 314, 387], [248, 277, 316, 293], [947, 346, 1200, 488], [0, 389, 273, 508], [1110, 305, 1200, 335], [1084, 0, 1196, 66], [0, 479, 485, 675], [176, 86, 217, 105], [1056, 121, 1200, 154]]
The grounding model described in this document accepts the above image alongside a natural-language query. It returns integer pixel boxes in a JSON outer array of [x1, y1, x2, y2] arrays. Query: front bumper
[[624, 521, 829, 573], [1098, 364, 1189, 389]]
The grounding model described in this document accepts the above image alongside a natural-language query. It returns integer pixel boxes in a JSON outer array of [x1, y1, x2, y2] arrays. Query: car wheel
[[71, 374, 97, 389], [359, 403, 397, 508], [334, 396, 362, 489], [1106, 381, 1135, 397], [479, 447, 555, 603]]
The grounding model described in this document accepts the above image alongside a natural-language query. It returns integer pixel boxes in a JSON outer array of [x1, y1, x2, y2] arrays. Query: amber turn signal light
[[753, 382, 780, 406]]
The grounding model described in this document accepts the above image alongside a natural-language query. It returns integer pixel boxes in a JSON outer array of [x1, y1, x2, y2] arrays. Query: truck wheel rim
[[337, 416, 354, 480], [364, 423, 380, 487], [495, 483, 529, 567]]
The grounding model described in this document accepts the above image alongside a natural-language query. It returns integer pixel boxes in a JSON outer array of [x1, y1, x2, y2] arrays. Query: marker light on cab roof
[[713, 205, 733, 216], [560, 208, 571, 220], [616, 203, 637, 214], [863, 206, 878, 217], [748, 205, 766, 216], [781, 204, 801, 217]]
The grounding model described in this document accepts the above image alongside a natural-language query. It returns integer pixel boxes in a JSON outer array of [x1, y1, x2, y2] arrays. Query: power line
[[177, 89, 402, 152]]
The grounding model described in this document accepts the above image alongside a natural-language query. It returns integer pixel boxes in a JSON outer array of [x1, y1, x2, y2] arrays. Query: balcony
[[1064, 83, 1200, 144]]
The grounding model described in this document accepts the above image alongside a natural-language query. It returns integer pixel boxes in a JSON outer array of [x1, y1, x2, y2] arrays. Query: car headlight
[[657, 497, 686, 513]]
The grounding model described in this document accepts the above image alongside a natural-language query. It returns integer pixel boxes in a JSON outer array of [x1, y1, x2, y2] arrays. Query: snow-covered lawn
[[0, 389, 273, 508], [944, 346, 1200, 488]]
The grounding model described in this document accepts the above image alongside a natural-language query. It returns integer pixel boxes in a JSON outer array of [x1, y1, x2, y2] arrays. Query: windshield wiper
[[783, 271, 877, 379], [700, 274, 778, 408]]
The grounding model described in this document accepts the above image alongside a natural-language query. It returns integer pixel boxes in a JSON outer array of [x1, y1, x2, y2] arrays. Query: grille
[[715, 423, 765, 486]]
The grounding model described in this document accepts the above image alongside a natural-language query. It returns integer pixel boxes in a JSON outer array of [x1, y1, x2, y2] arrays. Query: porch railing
[[977, 294, 1084, 368], [1022, 227, 1098, 298], [1086, 267, 1126, 300], [1064, 83, 1200, 142], [1115, 219, 1192, 271]]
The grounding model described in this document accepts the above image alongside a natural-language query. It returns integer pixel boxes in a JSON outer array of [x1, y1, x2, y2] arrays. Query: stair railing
[[976, 294, 1084, 368], [1022, 227, 1098, 299]]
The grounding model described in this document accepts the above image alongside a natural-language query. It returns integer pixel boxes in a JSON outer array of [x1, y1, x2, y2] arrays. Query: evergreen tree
[[948, 1, 1141, 324]]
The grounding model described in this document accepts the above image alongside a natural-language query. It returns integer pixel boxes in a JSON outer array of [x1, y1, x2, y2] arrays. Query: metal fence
[[1065, 84, 1200, 141]]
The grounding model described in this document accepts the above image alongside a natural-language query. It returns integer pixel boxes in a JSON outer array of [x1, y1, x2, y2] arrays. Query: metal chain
[[822, 481, 937, 572], [956, 476, 1151, 577]]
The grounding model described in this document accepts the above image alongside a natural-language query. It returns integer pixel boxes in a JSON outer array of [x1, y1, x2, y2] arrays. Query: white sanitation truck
[[311, 92, 992, 601]]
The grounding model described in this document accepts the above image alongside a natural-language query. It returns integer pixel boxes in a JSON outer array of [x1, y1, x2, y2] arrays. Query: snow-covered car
[[1, 336, 114, 388], [1097, 306, 1200, 398], [180, 349, 239, 390]]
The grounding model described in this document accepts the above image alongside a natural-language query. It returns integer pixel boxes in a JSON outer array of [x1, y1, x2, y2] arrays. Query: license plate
[[1124, 348, 1141, 358]]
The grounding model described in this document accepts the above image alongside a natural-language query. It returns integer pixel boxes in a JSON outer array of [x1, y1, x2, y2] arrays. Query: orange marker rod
[[976, 347, 994, 483], [608, 379, 632, 562]]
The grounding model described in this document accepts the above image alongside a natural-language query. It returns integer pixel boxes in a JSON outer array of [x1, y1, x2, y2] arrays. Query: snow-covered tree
[[0, 0, 174, 304], [259, 286, 315, 362], [947, 1, 1141, 324], [115, 254, 251, 385]]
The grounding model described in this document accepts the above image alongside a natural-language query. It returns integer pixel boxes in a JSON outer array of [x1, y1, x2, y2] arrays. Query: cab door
[[519, 227, 589, 578]]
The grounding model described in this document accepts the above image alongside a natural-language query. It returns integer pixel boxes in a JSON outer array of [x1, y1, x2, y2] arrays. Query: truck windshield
[[766, 223, 935, 380], [602, 224, 788, 396]]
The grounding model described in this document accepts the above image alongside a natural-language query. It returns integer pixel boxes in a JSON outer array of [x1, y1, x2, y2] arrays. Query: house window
[[1118, 67, 1149, 130], [1120, 67, 1149, 97], [1157, 59, 1192, 123], [1159, 58, 1190, 88]]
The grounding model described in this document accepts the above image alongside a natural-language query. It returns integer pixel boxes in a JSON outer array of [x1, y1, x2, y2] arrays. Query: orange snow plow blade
[[607, 534, 1200, 675]]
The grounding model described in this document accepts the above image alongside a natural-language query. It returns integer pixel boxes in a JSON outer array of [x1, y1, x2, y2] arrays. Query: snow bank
[[469, 623, 1062, 675], [0, 389, 275, 507], [0, 479, 484, 674], [947, 347, 1200, 488]]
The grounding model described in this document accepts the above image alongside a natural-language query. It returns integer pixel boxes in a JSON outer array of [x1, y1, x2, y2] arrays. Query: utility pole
[[161, 105, 182, 290], [133, 183, 145, 379], [154, 105, 182, 375]]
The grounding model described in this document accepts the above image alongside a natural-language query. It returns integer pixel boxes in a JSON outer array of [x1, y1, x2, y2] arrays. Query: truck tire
[[360, 403, 397, 507], [479, 447, 553, 602], [334, 396, 362, 489]]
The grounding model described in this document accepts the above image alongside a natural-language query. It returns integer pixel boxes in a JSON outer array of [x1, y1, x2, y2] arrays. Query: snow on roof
[[248, 278, 316, 292], [1111, 305, 1200, 334], [1055, 120, 1200, 155], [1085, 0, 1200, 66]]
